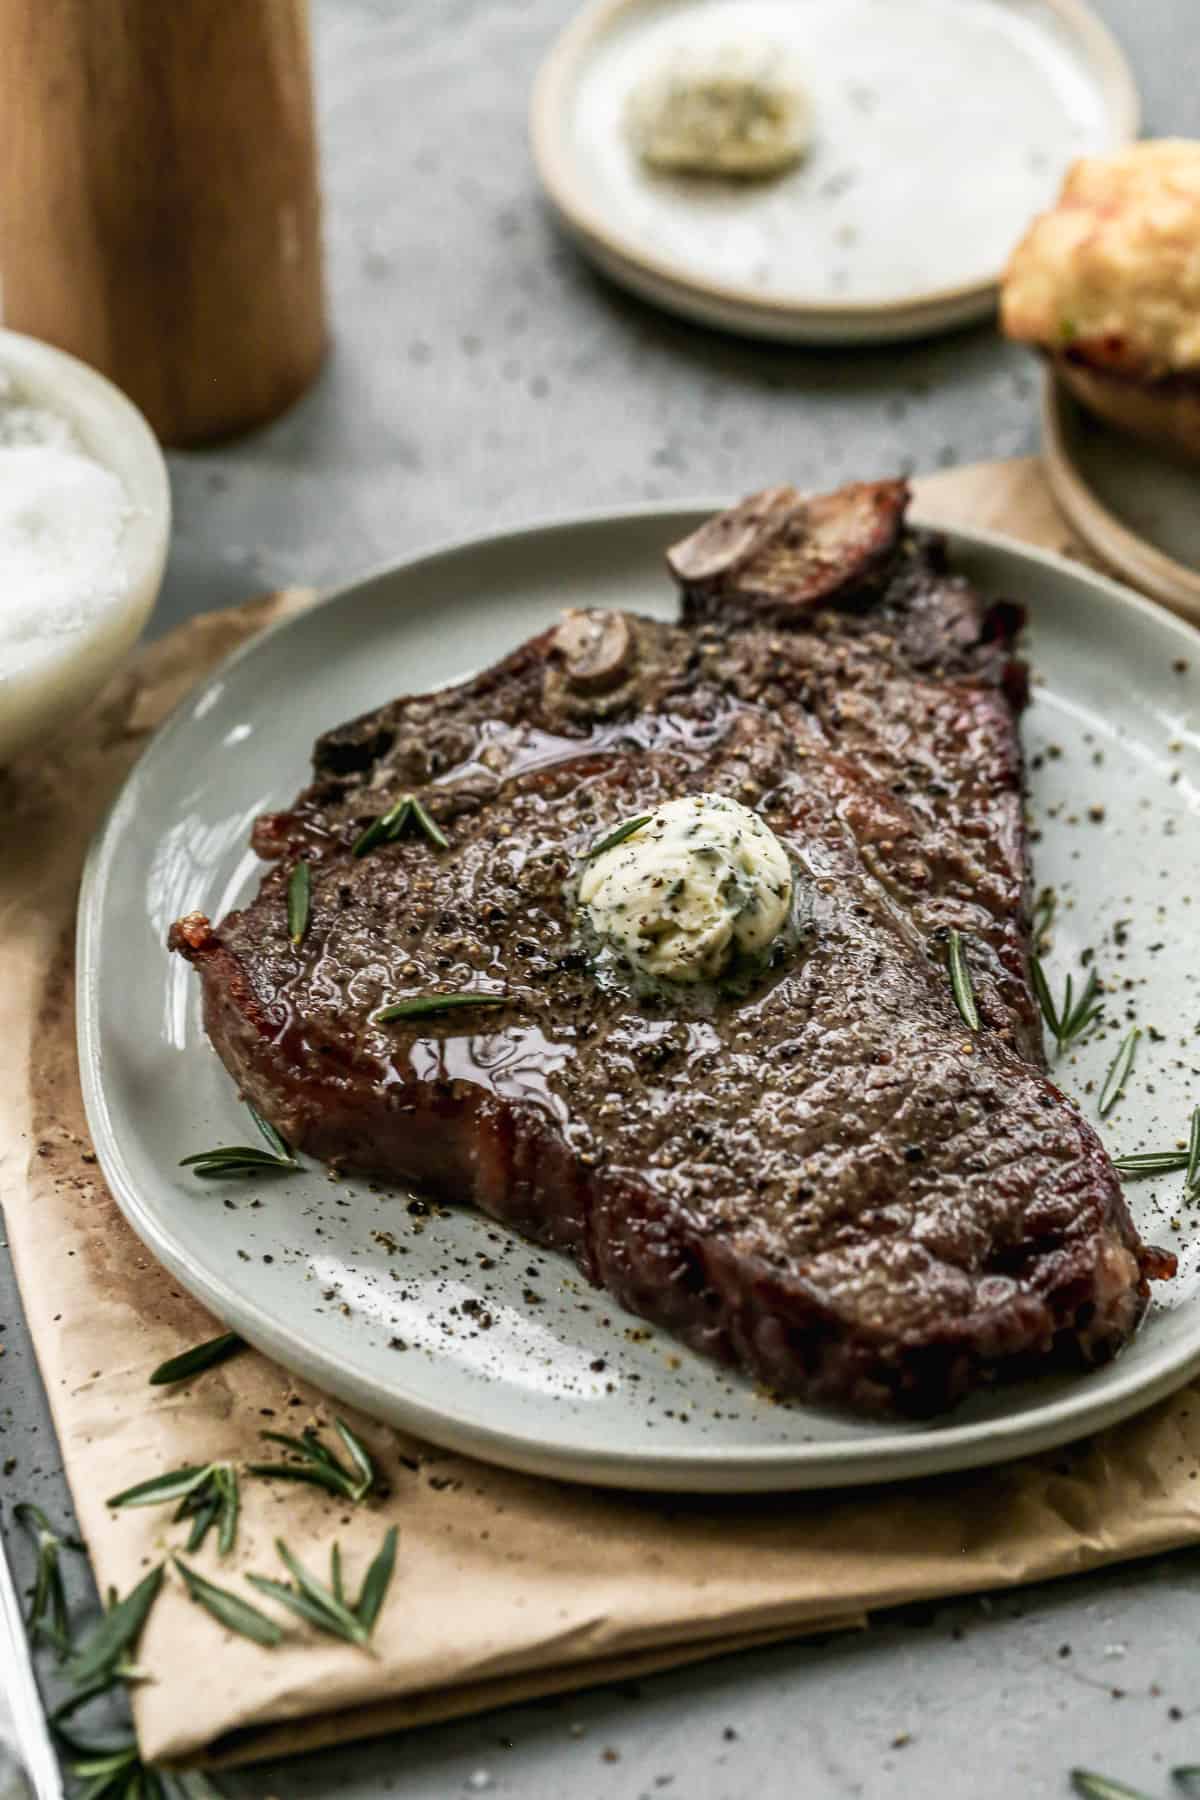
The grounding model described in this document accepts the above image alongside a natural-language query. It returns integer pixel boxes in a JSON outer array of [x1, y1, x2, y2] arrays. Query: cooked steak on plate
[[170, 480, 1173, 1418]]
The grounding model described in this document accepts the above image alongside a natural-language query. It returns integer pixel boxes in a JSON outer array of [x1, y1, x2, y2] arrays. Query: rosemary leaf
[[1071, 1774, 1154, 1800], [180, 1163, 294, 1182], [67, 1565, 164, 1688], [13, 1502, 82, 1662], [374, 992, 506, 1024], [409, 795, 449, 851], [186, 1499, 220, 1556], [333, 1418, 376, 1501], [1173, 1769, 1200, 1796], [1186, 1107, 1200, 1197], [1098, 1027, 1140, 1118], [354, 1525, 399, 1634], [1030, 954, 1060, 1042], [1112, 1151, 1190, 1179], [250, 1108, 292, 1162], [331, 1542, 345, 1607], [216, 1464, 240, 1558], [107, 1464, 214, 1510], [586, 815, 652, 859], [173, 1557, 284, 1648], [177, 1146, 285, 1166], [352, 797, 412, 859], [945, 929, 980, 1033], [287, 860, 311, 946], [149, 1333, 245, 1387], [1063, 966, 1103, 1042]]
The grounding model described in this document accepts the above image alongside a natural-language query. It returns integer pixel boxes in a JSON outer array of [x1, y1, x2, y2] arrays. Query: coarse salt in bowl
[[0, 330, 170, 764]]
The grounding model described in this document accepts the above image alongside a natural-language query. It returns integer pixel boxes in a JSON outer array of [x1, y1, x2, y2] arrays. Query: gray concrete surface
[[3, 2, 1199, 1794]]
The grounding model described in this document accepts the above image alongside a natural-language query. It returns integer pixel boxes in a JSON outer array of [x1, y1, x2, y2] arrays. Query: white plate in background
[[531, 0, 1137, 343], [78, 507, 1200, 1492]]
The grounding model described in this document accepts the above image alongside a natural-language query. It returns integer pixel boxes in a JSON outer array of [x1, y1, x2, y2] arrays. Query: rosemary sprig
[[1031, 956, 1103, 1056], [247, 1531, 397, 1650], [12, 1501, 83, 1660], [107, 1462, 240, 1557], [149, 1332, 246, 1387], [352, 796, 412, 858], [249, 1539, 369, 1647], [247, 1419, 377, 1503], [173, 1557, 284, 1648], [287, 860, 311, 946], [1112, 1151, 1191, 1179], [586, 815, 652, 859], [1098, 1027, 1140, 1118], [408, 794, 449, 851], [179, 1146, 297, 1179], [1173, 1770, 1200, 1795], [67, 1565, 164, 1689], [1071, 1776, 1151, 1799], [1112, 1106, 1200, 1186], [374, 992, 507, 1024], [353, 792, 449, 858], [1186, 1106, 1200, 1197], [179, 1103, 297, 1179], [945, 929, 979, 1033]]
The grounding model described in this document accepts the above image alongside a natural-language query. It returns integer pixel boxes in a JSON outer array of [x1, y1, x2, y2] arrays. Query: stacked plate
[[1042, 372, 1200, 625]]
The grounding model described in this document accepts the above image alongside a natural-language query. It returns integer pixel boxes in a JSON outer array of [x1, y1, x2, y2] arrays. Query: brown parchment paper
[[3, 459, 1198, 1771]]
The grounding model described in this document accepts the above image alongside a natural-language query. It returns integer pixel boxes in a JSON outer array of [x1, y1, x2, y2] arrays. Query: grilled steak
[[170, 480, 1173, 1417]]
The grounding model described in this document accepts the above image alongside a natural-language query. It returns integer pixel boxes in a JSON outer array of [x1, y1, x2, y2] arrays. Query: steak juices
[[171, 481, 1172, 1417]]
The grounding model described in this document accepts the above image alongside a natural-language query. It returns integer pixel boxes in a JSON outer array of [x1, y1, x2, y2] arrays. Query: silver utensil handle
[[0, 1528, 61, 1800]]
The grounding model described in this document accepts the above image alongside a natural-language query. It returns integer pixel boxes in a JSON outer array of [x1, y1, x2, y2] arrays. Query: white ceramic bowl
[[0, 330, 170, 765]]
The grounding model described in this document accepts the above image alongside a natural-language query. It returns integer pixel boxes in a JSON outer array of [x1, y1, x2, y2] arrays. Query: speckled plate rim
[[529, 0, 1139, 342], [78, 503, 1200, 1494], [1041, 370, 1200, 625]]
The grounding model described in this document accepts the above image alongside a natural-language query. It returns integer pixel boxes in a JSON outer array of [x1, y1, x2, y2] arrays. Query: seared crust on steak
[[170, 481, 1173, 1417]]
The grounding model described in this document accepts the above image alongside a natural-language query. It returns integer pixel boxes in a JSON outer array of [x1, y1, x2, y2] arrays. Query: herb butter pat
[[627, 44, 811, 179], [579, 794, 792, 982]]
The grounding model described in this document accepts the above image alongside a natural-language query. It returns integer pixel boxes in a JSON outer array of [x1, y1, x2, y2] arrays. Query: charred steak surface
[[170, 480, 1171, 1417]]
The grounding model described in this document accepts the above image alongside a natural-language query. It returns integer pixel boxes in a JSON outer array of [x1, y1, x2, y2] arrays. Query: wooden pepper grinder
[[0, 0, 327, 445]]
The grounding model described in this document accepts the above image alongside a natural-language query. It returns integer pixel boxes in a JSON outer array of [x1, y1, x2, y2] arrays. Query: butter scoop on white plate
[[0, 330, 169, 765]]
